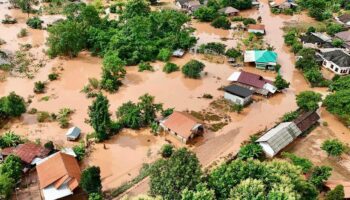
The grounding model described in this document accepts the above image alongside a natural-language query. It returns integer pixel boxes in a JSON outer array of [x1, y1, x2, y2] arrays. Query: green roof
[[254, 50, 277, 63]]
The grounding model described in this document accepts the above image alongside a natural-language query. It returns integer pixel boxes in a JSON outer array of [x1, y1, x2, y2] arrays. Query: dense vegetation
[[0, 155, 22, 199], [0, 92, 26, 127], [323, 89, 350, 126]]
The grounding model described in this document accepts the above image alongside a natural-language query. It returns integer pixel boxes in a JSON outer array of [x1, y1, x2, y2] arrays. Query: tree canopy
[[88, 93, 111, 141], [296, 91, 322, 111], [182, 60, 205, 79], [80, 166, 102, 194], [323, 90, 350, 126]]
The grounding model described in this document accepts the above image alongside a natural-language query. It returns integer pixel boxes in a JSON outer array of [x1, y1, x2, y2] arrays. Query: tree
[[44, 141, 55, 152], [308, 166, 332, 189], [163, 62, 179, 73], [282, 152, 313, 173], [329, 76, 350, 91], [47, 20, 86, 58], [182, 60, 205, 79], [149, 148, 202, 200], [122, 0, 150, 19], [304, 68, 324, 86], [34, 81, 46, 93], [116, 101, 144, 129], [222, 0, 252, 9], [198, 42, 226, 55], [211, 16, 231, 29], [181, 183, 216, 200], [225, 48, 241, 58], [0, 92, 26, 117], [274, 75, 290, 90], [100, 51, 126, 92], [307, 0, 330, 21], [193, 6, 218, 22], [326, 23, 344, 36], [88, 193, 103, 200], [0, 155, 22, 182], [230, 179, 265, 200], [281, 110, 299, 122], [160, 144, 173, 158], [26, 17, 43, 29], [73, 142, 86, 161], [0, 174, 15, 199], [242, 18, 256, 26], [325, 185, 344, 200], [0, 131, 22, 148], [332, 38, 344, 47], [80, 166, 102, 194], [295, 48, 318, 71], [9, 0, 35, 16], [321, 139, 345, 157], [323, 90, 350, 126], [137, 94, 163, 126], [237, 143, 264, 160], [88, 94, 111, 141], [296, 91, 322, 111], [157, 48, 172, 62]]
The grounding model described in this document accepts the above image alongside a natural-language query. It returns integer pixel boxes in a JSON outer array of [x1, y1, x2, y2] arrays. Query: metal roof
[[224, 84, 253, 98]]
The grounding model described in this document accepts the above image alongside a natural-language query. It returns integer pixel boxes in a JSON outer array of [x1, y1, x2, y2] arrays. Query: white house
[[256, 122, 302, 157], [223, 85, 253, 106], [318, 49, 350, 75]]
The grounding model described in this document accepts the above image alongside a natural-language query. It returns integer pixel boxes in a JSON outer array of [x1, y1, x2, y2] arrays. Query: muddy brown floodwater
[[0, 0, 349, 195]]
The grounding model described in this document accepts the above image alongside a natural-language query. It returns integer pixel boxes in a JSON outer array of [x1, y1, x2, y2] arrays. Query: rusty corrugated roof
[[2, 143, 50, 164]]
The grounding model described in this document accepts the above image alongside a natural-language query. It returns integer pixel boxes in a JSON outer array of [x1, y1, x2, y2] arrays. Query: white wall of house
[[258, 142, 275, 157], [224, 92, 251, 105], [248, 29, 265, 34], [322, 60, 350, 75]]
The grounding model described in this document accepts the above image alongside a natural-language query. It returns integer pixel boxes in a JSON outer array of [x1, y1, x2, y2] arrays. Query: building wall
[[258, 142, 275, 157], [224, 92, 251, 105], [322, 60, 350, 75]]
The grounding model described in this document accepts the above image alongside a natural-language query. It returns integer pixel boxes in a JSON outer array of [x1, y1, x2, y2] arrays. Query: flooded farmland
[[0, 0, 349, 196]]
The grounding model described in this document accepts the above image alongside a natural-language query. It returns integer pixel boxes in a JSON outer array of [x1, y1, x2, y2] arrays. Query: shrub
[[36, 111, 51, 122], [163, 62, 179, 73], [26, 17, 43, 29], [2, 15, 17, 24], [80, 166, 102, 194], [242, 18, 256, 26], [110, 4, 117, 13], [274, 75, 290, 90], [211, 16, 231, 29], [138, 62, 154, 72], [332, 38, 344, 47], [157, 48, 172, 62], [48, 72, 59, 81], [44, 141, 55, 151], [281, 110, 299, 122], [193, 6, 218, 22], [73, 142, 86, 161], [296, 91, 322, 111], [325, 185, 345, 200], [237, 143, 264, 160], [225, 48, 241, 58], [326, 23, 343, 36], [17, 28, 28, 38], [182, 60, 205, 79], [198, 42, 226, 55], [321, 139, 345, 157], [282, 152, 313, 173], [202, 93, 213, 99], [0, 131, 22, 148], [161, 144, 173, 158], [34, 81, 46, 93]]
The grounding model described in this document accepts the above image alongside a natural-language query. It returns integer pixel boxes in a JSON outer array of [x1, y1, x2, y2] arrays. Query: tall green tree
[[321, 139, 345, 157], [149, 148, 202, 200], [308, 166, 332, 189], [88, 94, 111, 141], [0, 92, 26, 117], [138, 94, 162, 126], [182, 60, 205, 79], [296, 91, 322, 111], [122, 0, 150, 19], [323, 90, 350, 126], [0, 174, 15, 199], [100, 51, 126, 92], [325, 185, 345, 200], [230, 179, 265, 200], [181, 183, 216, 200], [80, 166, 102, 194], [0, 155, 23, 182]]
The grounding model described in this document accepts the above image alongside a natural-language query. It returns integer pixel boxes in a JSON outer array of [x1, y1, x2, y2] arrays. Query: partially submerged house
[[300, 32, 333, 49], [218, 6, 239, 16], [173, 49, 185, 57], [66, 126, 81, 141], [160, 111, 204, 143], [334, 31, 350, 50], [1, 143, 50, 166], [244, 50, 277, 70], [317, 49, 350, 75], [175, 0, 202, 12], [247, 24, 266, 34], [227, 71, 277, 96], [256, 122, 302, 157], [335, 13, 350, 26], [36, 152, 81, 200], [293, 111, 320, 133], [223, 85, 253, 106], [270, 0, 297, 9], [325, 180, 350, 199]]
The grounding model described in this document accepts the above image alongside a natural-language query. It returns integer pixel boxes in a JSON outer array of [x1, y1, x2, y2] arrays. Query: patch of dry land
[[0, 0, 349, 196]]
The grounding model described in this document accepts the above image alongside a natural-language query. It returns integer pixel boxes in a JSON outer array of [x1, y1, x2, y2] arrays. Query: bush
[[225, 48, 241, 58], [36, 111, 51, 122], [110, 4, 117, 13], [73, 142, 86, 161], [325, 185, 345, 200], [296, 91, 322, 111], [80, 166, 102, 194], [326, 23, 343, 36], [281, 110, 299, 122], [274, 75, 290, 90], [17, 28, 28, 38], [323, 90, 350, 126], [161, 144, 173, 158], [26, 17, 43, 29], [34, 81, 46, 93], [163, 62, 179, 73], [282, 152, 313, 173], [157, 48, 172, 62], [237, 143, 264, 160], [332, 38, 344, 47], [0, 131, 22, 148], [138, 62, 154, 72], [2, 15, 17, 24], [193, 6, 218, 22], [44, 141, 55, 151], [321, 139, 345, 157], [48, 72, 59, 81], [211, 16, 231, 29], [182, 60, 205, 79], [198, 42, 226, 55], [242, 18, 256, 26], [202, 93, 213, 99]]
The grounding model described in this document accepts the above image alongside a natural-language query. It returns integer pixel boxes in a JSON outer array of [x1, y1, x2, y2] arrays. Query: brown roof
[[162, 111, 202, 139], [37, 152, 81, 190], [237, 71, 273, 89], [1, 143, 50, 164], [338, 14, 350, 24], [335, 31, 350, 42], [293, 111, 320, 132], [248, 24, 265, 31], [325, 180, 350, 198]]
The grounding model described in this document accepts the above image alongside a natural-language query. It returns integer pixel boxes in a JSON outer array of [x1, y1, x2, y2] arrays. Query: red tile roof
[[2, 143, 50, 164], [248, 24, 265, 31], [237, 71, 273, 89], [37, 152, 81, 190]]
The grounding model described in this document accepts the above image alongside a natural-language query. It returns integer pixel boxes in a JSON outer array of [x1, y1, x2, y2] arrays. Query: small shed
[[223, 85, 253, 106], [66, 127, 81, 141], [256, 122, 302, 157], [218, 6, 240, 16]]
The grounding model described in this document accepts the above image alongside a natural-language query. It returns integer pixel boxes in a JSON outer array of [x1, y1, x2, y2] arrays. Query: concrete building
[[317, 49, 350, 75], [223, 84, 253, 106]]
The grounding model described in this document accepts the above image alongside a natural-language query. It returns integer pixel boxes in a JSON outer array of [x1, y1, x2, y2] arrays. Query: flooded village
[[0, 0, 350, 199]]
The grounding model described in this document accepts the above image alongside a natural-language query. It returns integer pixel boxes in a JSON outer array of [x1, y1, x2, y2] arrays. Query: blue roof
[[254, 50, 277, 63]]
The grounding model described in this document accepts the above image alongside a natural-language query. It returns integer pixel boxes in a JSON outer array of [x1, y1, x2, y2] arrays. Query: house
[[334, 31, 350, 50], [293, 111, 320, 132], [317, 49, 350, 75], [244, 50, 278, 70], [300, 32, 333, 49], [223, 85, 253, 106], [1, 143, 50, 166], [247, 24, 265, 34], [173, 49, 185, 57], [66, 126, 81, 141], [218, 6, 239, 16], [335, 13, 350, 26], [159, 111, 204, 143], [256, 122, 302, 157], [270, 0, 297, 9], [184, 0, 202, 13], [175, 0, 189, 8], [36, 152, 81, 200], [325, 180, 350, 199], [227, 71, 277, 96]]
